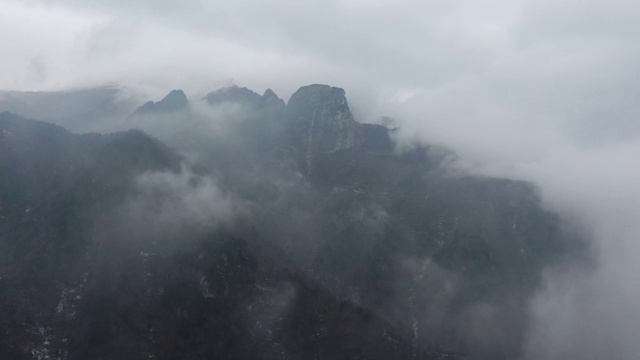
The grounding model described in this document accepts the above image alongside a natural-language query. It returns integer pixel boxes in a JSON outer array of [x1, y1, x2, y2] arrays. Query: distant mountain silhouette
[[134, 89, 189, 114], [0, 86, 140, 133]]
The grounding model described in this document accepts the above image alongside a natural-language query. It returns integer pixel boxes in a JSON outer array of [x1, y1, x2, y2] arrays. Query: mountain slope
[[0, 82, 586, 359], [0, 112, 460, 359], [134, 90, 189, 114], [0, 87, 140, 133]]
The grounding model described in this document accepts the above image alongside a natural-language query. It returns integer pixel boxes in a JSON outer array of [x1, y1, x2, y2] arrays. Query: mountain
[[134, 89, 188, 114], [286, 84, 363, 154], [0, 112, 461, 359], [204, 85, 263, 108], [0, 86, 141, 133], [285, 84, 392, 174], [262, 88, 286, 108], [0, 82, 585, 360]]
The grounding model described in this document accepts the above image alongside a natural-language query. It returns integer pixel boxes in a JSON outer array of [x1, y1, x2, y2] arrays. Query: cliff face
[[284, 84, 392, 173], [149, 83, 391, 176], [131, 84, 390, 169], [286, 84, 362, 154]]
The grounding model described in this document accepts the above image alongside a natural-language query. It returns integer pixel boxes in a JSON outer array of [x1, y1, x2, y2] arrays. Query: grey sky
[[3, 0, 640, 140], [2, 0, 640, 358]]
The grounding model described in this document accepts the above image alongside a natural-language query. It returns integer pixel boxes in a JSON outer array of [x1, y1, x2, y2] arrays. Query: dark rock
[[0, 82, 586, 360], [286, 84, 361, 153], [0, 113, 460, 359], [284, 84, 394, 173], [362, 123, 394, 153]]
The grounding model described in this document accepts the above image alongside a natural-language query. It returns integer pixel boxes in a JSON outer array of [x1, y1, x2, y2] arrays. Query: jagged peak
[[134, 89, 188, 114], [163, 89, 187, 102], [261, 88, 286, 111], [262, 88, 280, 101]]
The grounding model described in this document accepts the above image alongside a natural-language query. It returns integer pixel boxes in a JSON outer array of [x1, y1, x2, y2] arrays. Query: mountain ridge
[[1, 112, 461, 359], [134, 89, 188, 114], [0, 82, 586, 359]]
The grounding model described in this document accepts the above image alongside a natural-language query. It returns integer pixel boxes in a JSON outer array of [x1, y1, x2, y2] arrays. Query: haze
[[2, 0, 640, 359]]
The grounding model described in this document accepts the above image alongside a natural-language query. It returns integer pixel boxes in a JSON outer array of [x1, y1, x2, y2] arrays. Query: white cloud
[[124, 165, 244, 232]]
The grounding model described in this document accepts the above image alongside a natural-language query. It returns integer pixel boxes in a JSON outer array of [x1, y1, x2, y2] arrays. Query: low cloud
[[388, 58, 640, 360], [121, 165, 245, 238]]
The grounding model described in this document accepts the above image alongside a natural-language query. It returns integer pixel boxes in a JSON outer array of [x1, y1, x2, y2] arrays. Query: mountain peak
[[204, 85, 262, 108], [261, 88, 286, 111], [288, 84, 347, 106], [165, 89, 187, 102], [287, 84, 351, 123], [262, 88, 279, 102], [134, 89, 188, 114], [285, 84, 363, 174]]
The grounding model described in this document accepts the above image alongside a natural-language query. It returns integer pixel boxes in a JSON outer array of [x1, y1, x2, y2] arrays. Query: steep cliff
[[285, 84, 392, 174]]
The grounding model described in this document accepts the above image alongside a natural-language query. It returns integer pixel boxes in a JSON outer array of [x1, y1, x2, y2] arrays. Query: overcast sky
[[2, 1, 640, 358], [2, 0, 640, 144]]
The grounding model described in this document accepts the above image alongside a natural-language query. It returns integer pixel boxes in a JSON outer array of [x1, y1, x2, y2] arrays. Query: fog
[[127, 165, 243, 231], [2, 0, 640, 358]]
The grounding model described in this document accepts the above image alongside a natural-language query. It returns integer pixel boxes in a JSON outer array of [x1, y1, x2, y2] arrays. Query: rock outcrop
[[284, 84, 393, 173], [286, 84, 362, 154]]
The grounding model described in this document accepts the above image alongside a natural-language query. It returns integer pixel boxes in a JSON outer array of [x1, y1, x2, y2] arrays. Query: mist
[[2, 0, 640, 358]]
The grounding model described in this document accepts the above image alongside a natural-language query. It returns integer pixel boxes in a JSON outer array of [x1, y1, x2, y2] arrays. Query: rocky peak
[[286, 84, 350, 121], [284, 85, 369, 174], [135, 89, 188, 114], [260, 88, 286, 113], [204, 85, 262, 108], [261, 88, 284, 105], [286, 84, 363, 157], [262, 88, 280, 102]]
